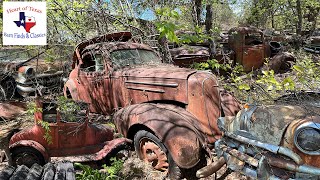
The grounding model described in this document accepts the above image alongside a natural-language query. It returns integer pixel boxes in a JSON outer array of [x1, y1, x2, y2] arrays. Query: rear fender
[[9, 140, 49, 162], [113, 103, 204, 169]]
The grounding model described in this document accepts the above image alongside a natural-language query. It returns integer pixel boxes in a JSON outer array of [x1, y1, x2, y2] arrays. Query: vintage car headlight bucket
[[294, 122, 320, 155]]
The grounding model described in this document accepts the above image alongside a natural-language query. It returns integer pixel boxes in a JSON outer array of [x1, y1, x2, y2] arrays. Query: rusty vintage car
[[64, 31, 241, 179], [210, 92, 320, 179], [304, 29, 320, 54], [0, 48, 68, 99], [228, 27, 270, 72], [8, 99, 130, 167]]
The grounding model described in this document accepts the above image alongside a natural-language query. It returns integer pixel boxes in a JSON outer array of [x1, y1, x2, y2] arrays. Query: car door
[[77, 51, 107, 113], [57, 109, 87, 156]]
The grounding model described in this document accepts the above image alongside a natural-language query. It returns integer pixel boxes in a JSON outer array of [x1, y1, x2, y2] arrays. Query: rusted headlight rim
[[294, 122, 320, 155]]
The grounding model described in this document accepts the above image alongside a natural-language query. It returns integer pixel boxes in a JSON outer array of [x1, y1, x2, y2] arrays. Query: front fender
[[63, 79, 78, 100], [9, 140, 49, 162], [114, 103, 205, 169]]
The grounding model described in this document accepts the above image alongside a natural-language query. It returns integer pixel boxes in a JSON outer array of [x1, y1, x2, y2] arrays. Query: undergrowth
[[75, 157, 124, 180], [192, 50, 320, 104]]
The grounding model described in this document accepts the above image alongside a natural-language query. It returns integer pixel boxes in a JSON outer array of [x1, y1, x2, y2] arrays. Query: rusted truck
[[213, 92, 320, 179], [8, 99, 130, 167], [228, 27, 269, 72], [64, 31, 241, 179], [169, 27, 282, 73]]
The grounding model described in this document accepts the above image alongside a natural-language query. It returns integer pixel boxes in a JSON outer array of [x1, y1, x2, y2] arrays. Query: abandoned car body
[[228, 27, 285, 72], [213, 104, 320, 179], [8, 99, 130, 167], [0, 48, 66, 99], [64, 32, 242, 178], [228, 27, 269, 72]]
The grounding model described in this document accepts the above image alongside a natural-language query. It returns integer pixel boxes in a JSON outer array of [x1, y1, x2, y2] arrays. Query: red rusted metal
[[65, 32, 241, 171], [169, 46, 210, 67], [9, 99, 130, 164], [196, 157, 226, 178], [113, 103, 203, 169], [228, 27, 268, 72], [139, 139, 169, 171]]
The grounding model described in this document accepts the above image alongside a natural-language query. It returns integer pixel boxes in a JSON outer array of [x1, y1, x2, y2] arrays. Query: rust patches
[[9, 99, 130, 163], [113, 103, 203, 169], [0, 101, 26, 120], [228, 27, 268, 72]]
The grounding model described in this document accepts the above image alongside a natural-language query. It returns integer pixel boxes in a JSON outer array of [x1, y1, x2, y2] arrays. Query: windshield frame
[[109, 48, 162, 68]]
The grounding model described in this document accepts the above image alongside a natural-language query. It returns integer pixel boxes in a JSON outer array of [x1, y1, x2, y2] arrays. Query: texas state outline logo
[[3, 2, 47, 45]]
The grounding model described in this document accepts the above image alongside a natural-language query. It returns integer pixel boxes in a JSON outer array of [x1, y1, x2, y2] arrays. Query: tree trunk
[[205, 4, 213, 34], [205, 4, 216, 59], [296, 0, 302, 35], [194, 0, 202, 27], [158, 36, 173, 64], [271, 13, 275, 29]]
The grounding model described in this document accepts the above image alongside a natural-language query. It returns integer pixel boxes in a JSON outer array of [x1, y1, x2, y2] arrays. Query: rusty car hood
[[225, 105, 308, 145], [121, 66, 197, 79]]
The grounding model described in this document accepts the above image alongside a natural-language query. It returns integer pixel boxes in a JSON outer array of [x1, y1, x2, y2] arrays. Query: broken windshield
[[110, 49, 162, 68]]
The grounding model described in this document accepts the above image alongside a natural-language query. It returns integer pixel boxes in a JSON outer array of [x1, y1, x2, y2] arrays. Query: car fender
[[63, 79, 78, 100], [113, 103, 205, 169], [9, 140, 49, 162]]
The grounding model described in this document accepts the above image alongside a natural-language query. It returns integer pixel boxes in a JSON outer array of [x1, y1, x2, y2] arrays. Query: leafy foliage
[[57, 96, 82, 122], [102, 157, 124, 179], [155, 8, 180, 43], [37, 121, 53, 145], [75, 158, 124, 180], [26, 102, 52, 144]]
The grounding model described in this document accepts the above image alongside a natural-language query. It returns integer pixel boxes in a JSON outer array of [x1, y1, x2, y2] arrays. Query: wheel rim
[[139, 138, 169, 172], [14, 152, 40, 167]]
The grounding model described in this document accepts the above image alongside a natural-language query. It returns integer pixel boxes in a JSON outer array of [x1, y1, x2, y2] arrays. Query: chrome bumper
[[196, 117, 320, 179]]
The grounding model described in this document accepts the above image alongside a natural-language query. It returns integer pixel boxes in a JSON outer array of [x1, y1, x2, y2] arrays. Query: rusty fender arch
[[9, 140, 49, 163], [113, 103, 205, 169], [63, 79, 78, 100]]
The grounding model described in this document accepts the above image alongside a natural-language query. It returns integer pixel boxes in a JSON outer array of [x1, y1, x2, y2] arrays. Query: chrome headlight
[[18, 66, 35, 77], [294, 122, 320, 155]]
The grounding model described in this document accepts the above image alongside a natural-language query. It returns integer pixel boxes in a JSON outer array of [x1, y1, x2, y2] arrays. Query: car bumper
[[219, 139, 320, 179], [16, 84, 36, 97]]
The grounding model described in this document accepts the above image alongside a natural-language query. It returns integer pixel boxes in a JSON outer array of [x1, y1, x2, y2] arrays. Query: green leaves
[[37, 121, 53, 145], [257, 70, 281, 91], [293, 65, 303, 73], [103, 157, 124, 179], [57, 96, 81, 122], [238, 83, 251, 90], [75, 163, 108, 180], [155, 22, 179, 43], [155, 8, 180, 43], [282, 77, 295, 90], [75, 158, 124, 180]]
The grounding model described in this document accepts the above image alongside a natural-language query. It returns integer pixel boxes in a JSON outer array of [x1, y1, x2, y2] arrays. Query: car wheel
[[11, 147, 45, 168], [134, 130, 182, 179], [103, 144, 130, 165]]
